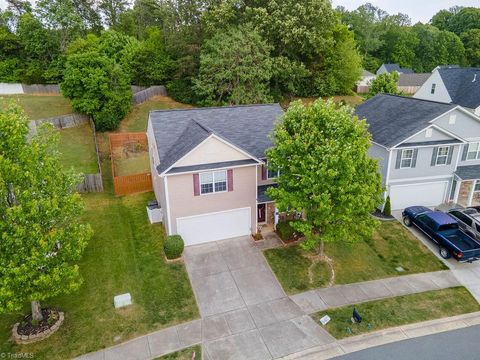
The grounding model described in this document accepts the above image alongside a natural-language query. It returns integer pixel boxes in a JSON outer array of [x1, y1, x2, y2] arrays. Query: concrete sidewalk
[[281, 311, 480, 359], [290, 270, 460, 314]]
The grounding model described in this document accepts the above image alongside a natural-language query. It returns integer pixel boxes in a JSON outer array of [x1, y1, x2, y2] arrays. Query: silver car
[[448, 208, 480, 241]]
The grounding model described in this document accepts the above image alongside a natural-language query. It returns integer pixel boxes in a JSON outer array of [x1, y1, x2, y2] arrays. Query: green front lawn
[[0, 94, 73, 120], [0, 190, 198, 359], [154, 345, 202, 360], [313, 287, 479, 339], [58, 123, 99, 174], [120, 96, 191, 132], [264, 221, 447, 294]]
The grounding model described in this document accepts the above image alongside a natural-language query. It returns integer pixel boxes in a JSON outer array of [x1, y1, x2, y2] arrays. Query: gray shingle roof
[[149, 104, 284, 174], [398, 73, 430, 87], [438, 68, 480, 109], [355, 94, 456, 148], [380, 64, 414, 74], [167, 159, 258, 174], [455, 165, 480, 180], [258, 184, 278, 203]]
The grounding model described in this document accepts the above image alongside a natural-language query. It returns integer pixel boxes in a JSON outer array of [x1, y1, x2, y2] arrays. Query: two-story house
[[356, 94, 480, 210], [146, 104, 283, 246], [413, 67, 480, 116]]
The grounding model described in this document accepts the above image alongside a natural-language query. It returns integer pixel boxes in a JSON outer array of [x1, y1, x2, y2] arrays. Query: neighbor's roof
[[362, 70, 375, 77], [438, 67, 480, 109], [398, 73, 430, 87], [380, 63, 414, 74], [149, 104, 284, 174], [355, 94, 456, 148]]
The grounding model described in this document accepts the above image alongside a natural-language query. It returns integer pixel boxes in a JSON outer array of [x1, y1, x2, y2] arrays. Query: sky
[[332, 0, 480, 24], [0, 0, 478, 24]]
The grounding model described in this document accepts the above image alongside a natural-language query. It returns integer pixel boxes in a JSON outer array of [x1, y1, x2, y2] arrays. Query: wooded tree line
[[339, 4, 480, 72]]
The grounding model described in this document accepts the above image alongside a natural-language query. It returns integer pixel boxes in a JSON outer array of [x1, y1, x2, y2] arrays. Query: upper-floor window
[[467, 142, 480, 160], [266, 160, 280, 179], [400, 149, 414, 168], [431, 83, 436, 94], [200, 170, 227, 194], [436, 146, 450, 166]]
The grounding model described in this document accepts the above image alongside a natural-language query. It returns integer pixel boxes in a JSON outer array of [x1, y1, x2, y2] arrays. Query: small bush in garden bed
[[276, 221, 300, 242], [164, 235, 184, 260]]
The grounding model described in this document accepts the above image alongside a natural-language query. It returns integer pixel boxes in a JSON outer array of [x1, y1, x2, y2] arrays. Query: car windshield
[[438, 223, 459, 231]]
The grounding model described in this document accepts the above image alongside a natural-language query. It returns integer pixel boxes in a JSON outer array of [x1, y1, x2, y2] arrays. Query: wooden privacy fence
[[109, 132, 152, 196], [132, 86, 168, 105], [113, 173, 152, 196]]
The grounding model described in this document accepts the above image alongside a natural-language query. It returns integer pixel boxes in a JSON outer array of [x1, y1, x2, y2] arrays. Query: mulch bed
[[17, 308, 60, 336], [371, 210, 395, 221]]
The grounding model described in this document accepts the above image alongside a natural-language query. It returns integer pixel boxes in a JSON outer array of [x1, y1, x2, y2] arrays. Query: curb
[[280, 311, 480, 359]]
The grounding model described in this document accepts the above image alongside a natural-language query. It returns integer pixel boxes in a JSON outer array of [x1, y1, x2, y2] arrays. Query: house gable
[[414, 70, 452, 104], [433, 108, 480, 141], [173, 136, 252, 168], [400, 126, 456, 145]]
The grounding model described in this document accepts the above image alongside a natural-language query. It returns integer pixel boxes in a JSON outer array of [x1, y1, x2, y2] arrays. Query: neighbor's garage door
[[176, 207, 251, 246], [389, 182, 449, 210]]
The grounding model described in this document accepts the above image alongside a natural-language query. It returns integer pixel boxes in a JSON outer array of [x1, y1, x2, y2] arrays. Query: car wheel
[[403, 216, 412, 227], [439, 247, 451, 259]]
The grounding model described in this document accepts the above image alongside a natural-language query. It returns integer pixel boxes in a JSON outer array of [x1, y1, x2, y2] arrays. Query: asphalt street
[[333, 325, 480, 360]]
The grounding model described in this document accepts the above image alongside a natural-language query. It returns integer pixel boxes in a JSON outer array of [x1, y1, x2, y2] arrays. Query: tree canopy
[[367, 71, 401, 98], [266, 100, 383, 251], [0, 102, 92, 320]]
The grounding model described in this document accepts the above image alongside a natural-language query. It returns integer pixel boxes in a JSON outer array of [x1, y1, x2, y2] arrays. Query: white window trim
[[467, 142, 480, 161], [435, 146, 450, 166], [400, 149, 414, 169], [200, 170, 227, 195], [474, 180, 480, 193], [266, 160, 280, 179]]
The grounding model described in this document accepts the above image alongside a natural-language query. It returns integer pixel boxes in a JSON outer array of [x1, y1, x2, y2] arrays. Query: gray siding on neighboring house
[[389, 145, 460, 180], [368, 144, 389, 184], [414, 71, 452, 103], [405, 127, 454, 143]]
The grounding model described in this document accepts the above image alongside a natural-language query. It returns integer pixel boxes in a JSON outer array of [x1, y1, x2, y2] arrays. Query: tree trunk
[[31, 301, 43, 322], [317, 239, 325, 258]]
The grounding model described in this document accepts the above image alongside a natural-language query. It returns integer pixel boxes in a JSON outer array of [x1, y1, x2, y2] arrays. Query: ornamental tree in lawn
[[0, 103, 92, 322], [366, 71, 401, 99], [267, 99, 383, 254]]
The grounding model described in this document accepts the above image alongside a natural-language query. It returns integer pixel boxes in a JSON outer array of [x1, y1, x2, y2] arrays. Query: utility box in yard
[[147, 200, 163, 224]]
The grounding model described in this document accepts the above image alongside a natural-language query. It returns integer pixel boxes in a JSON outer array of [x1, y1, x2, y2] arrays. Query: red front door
[[258, 204, 266, 223]]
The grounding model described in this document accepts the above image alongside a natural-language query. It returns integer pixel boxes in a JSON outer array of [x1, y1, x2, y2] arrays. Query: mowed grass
[[313, 287, 480, 339], [0, 94, 73, 120], [114, 152, 150, 176], [265, 221, 447, 294], [0, 184, 198, 359], [120, 96, 191, 132], [154, 345, 201, 360], [58, 123, 99, 174]]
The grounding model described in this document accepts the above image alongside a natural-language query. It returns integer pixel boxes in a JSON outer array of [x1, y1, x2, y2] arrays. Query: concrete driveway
[[392, 210, 480, 302], [183, 236, 335, 359]]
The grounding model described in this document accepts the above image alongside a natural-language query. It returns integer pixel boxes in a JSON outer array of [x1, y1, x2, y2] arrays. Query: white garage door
[[389, 182, 449, 210], [176, 207, 251, 246]]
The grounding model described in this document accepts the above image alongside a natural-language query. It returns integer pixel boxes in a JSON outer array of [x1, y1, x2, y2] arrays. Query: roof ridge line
[[149, 103, 281, 115], [380, 93, 456, 106]]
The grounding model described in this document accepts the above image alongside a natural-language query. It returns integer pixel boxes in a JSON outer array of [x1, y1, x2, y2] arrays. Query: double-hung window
[[200, 170, 227, 194], [467, 142, 480, 160], [400, 149, 414, 168], [266, 160, 280, 179], [435, 146, 450, 165], [431, 83, 436, 94], [475, 180, 480, 192]]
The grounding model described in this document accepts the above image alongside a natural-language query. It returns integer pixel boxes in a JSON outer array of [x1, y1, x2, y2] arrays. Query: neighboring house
[[376, 63, 414, 75], [356, 70, 376, 94], [397, 73, 430, 94], [414, 67, 480, 116], [146, 104, 284, 246], [356, 94, 480, 210]]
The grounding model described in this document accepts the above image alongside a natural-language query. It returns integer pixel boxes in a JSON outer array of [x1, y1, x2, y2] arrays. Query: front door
[[258, 204, 266, 223]]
